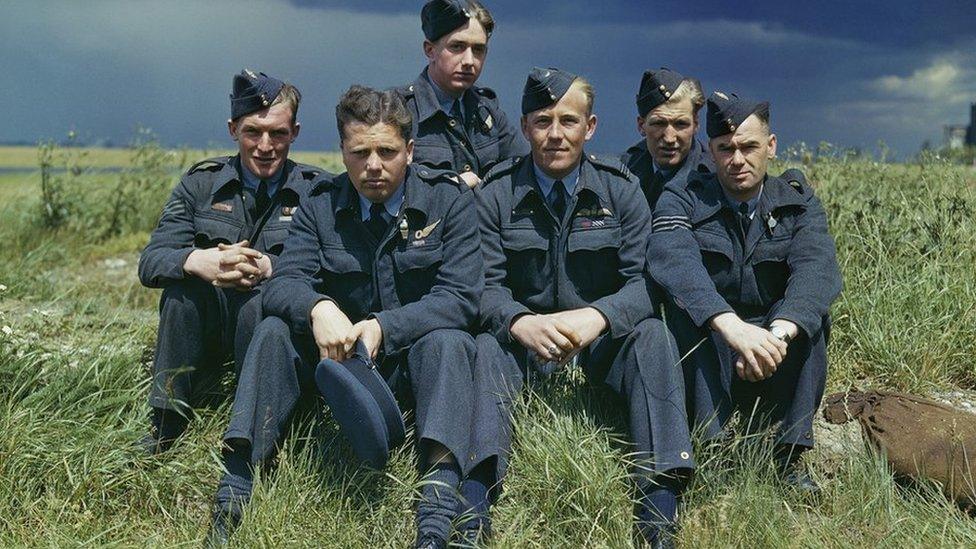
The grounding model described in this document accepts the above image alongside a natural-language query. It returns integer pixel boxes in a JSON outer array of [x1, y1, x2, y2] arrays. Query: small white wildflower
[[0, 284, 7, 292], [1, 325, 12, 336]]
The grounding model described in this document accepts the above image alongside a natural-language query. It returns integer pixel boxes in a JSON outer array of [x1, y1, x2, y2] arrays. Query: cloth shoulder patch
[[311, 171, 339, 195], [781, 169, 810, 194], [415, 166, 461, 186], [587, 154, 635, 182], [482, 156, 522, 186], [187, 156, 229, 175], [297, 163, 325, 181], [474, 86, 497, 100]]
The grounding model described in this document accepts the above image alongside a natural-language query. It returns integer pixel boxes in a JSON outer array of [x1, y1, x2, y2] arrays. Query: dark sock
[[216, 443, 254, 512], [636, 476, 681, 542], [152, 407, 188, 440], [417, 461, 461, 541], [458, 462, 493, 527], [775, 444, 806, 472]]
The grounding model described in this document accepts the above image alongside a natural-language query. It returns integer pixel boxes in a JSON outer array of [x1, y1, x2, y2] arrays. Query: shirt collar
[[240, 162, 283, 197], [651, 158, 678, 181], [722, 181, 764, 218], [532, 161, 581, 201], [357, 179, 405, 221], [425, 71, 465, 117]]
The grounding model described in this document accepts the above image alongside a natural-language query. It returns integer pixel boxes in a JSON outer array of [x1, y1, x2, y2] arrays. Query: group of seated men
[[137, 0, 842, 547]]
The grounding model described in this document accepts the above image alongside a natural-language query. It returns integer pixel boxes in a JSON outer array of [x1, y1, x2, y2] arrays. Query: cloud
[[873, 60, 965, 100]]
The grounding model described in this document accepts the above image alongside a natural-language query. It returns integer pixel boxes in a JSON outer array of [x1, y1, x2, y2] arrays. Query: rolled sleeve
[[646, 188, 734, 328], [772, 195, 842, 337], [587, 180, 654, 338], [262, 196, 330, 336], [477, 185, 532, 343], [138, 182, 198, 288]]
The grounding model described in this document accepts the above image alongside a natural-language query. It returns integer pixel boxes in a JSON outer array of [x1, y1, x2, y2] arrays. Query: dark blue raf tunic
[[223, 164, 484, 469], [472, 153, 694, 479], [138, 156, 322, 417], [620, 138, 713, 210], [398, 69, 527, 179], [646, 172, 842, 448]]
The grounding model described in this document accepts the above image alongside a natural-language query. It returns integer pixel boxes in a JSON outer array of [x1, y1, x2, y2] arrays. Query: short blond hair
[[572, 77, 595, 116], [669, 78, 705, 113], [272, 83, 302, 123]]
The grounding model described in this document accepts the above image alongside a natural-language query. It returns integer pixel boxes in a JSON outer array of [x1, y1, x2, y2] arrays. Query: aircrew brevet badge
[[414, 219, 441, 240]]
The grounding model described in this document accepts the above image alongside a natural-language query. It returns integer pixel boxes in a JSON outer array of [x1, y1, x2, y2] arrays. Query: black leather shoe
[[205, 502, 242, 547], [455, 515, 492, 547], [414, 533, 448, 549], [634, 522, 676, 549], [137, 430, 179, 456], [781, 466, 821, 496]]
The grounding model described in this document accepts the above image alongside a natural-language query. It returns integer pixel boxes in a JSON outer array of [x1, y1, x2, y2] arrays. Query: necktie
[[255, 179, 271, 219], [738, 202, 752, 239], [550, 180, 568, 221], [366, 202, 390, 241], [450, 99, 464, 125]]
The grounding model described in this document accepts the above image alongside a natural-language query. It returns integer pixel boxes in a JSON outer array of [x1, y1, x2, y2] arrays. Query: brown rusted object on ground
[[824, 389, 976, 507]]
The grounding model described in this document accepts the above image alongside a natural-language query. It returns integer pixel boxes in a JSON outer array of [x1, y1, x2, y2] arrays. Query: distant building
[[944, 103, 976, 149]]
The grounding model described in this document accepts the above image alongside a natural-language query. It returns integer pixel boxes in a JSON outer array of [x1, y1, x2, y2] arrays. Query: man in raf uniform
[[469, 67, 693, 547], [646, 92, 841, 490], [207, 86, 483, 549], [621, 67, 713, 210], [137, 69, 323, 454], [397, 0, 526, 189]]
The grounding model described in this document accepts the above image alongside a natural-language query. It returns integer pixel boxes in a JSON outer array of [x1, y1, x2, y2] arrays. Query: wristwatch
[[770, 325, 792, 343]]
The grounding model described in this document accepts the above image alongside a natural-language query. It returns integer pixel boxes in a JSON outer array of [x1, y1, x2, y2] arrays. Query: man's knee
[[159, 278, 217, 320], [409, 329, 476, 382]]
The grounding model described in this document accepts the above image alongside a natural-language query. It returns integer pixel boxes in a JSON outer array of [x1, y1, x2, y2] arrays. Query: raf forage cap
[[421, 0, 474, 41], [636, 67, 686, 116], [705, 91, 769, 138], [230, 69, 288, 120], [521, 67, 578, 115]]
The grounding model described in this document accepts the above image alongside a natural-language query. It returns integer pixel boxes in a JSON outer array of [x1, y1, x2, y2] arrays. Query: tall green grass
[[0, 149, 974, 546]]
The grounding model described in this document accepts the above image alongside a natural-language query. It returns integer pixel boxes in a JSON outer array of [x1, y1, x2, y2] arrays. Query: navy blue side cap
[[230, 69, 287, 120], [522, 67, 578, 115], [705, 91, 769, 138], [636, 67, 686, 117], [421, 0, 473, 42]]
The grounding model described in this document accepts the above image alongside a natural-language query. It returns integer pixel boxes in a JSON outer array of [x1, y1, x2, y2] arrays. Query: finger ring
[[547, 345, 559, 355]]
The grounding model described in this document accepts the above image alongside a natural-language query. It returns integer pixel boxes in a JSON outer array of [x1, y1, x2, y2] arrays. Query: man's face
[[709, 114, 777, 199], [638, 97, 698, 169], [521, 83, 597, 180], [424, 18, 488, 95], [341, 121, 414, 203], [228, 102, 300, 180]]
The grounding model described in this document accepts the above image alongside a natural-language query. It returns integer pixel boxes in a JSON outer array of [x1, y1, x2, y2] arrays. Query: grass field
[[0, 145, 974, 547]]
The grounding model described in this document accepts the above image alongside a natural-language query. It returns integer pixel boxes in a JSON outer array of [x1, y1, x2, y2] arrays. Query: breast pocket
[[320, 245, 373, 319], [567, 225, 622, 301], [412, 139, 455, 170], [751, 236, 791, 304], [501, 227, 549, 298], [393, 242, 443, 304], [472, 134, 500, 169], [194, 214, 243, 247]]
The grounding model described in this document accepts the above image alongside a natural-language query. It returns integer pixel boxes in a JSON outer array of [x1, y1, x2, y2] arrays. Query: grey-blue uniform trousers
[[472, 153, 693, 480], [646, 172, 842, 449], [138, 156, 322, 417], [223, 165, 484, 468], [620, 138, 713, 211], [398, 69, 527, 179]]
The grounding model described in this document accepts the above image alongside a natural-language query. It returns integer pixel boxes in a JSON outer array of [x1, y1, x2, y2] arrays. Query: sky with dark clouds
[[4, 0, 975, 157]]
